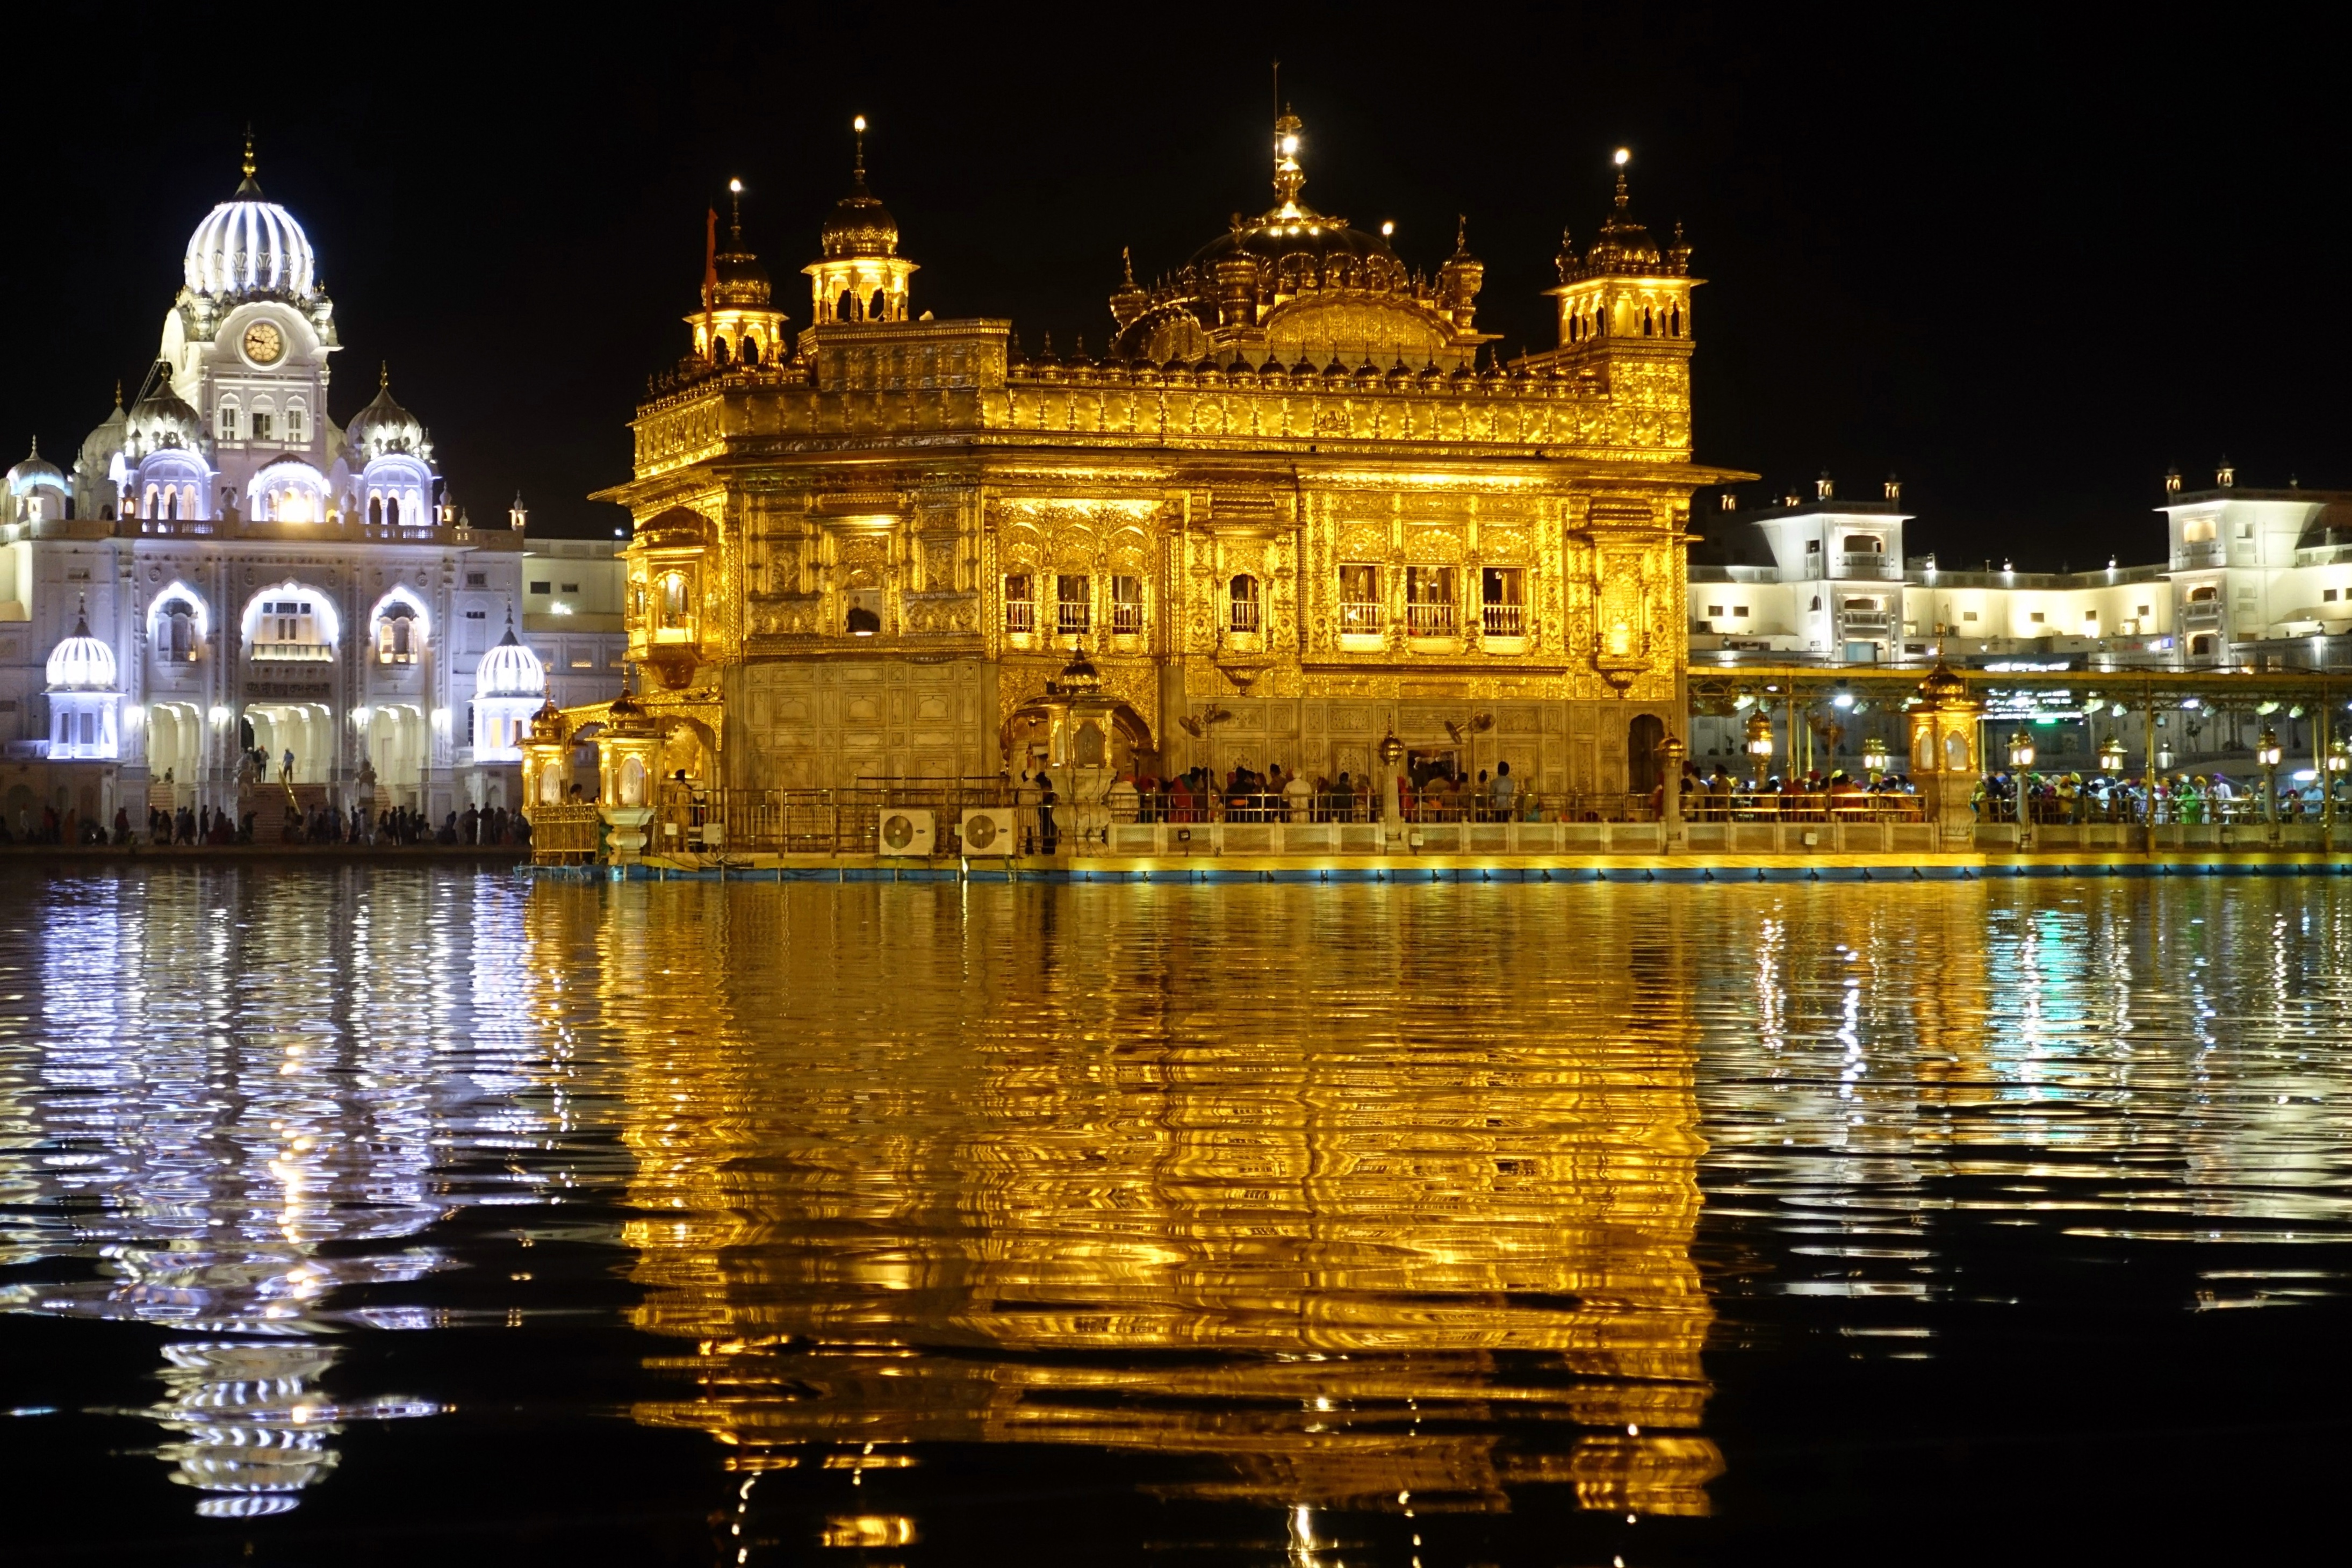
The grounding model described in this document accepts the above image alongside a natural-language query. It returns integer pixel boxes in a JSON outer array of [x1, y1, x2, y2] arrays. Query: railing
[[1056, 602, 1090, 636], [252, 641, 333, 662], [1407, 602, 1456, 637], [1340, 601, 1383, 636], [1229, 600, 1263, 634], [652, 780, 1021, 856], [1005, 601, 1037, 633], [1481, 601, 1526, 638], [1682, 790, 1926, 823], [1112, 601, 1144, 635], [1837, 554, 1900, 579], [1110, 788, 1661, 825], [528, 804, 602, 864]]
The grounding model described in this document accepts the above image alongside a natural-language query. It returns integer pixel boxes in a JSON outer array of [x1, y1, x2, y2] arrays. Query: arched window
[[1643, 307, 1655, 336], [143, 484, 159, 518], [377, 604, 420, 664], [2188, 585, 2219, 603], [1810, 596, 1823, 613], [713, 335, 731, 366], [159, 600, 196, 661], [1228, 574, 1262, 634], [385, 495, 400, 527], [837, 289, 857, 321], [1670, 304, 1682, 336], [1569, 316, 1580, 342], [742, 332, 761, 367], [869, 289, 886, 321], [180, 484, 198, 519], [846, 605, 880, 635], [285, 401, 307, 443], [164, 487, 179, 521], [2190, 632, 2219, 655], [659, 572, 692, 631], [1593, 307, 1606, 337], [217, 402, 239, 441], [1629, 713, 1667, 793]]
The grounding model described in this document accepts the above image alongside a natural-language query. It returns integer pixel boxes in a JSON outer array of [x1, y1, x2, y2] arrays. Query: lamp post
[[2256, 725, 2283, 825], [2326, 738, 2347, 847], [1744, 709, 1774, 789], [1862, 734, 1890, 778], [2006, 729, 2035, 825]]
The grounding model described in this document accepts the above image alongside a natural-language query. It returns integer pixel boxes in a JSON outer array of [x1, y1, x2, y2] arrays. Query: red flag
[[702, 207, 718, 313]]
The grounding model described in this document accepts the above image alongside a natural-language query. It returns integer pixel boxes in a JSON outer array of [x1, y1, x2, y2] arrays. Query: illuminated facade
[[0, 140, 624, 827], [1694, 467, 2352, 670], [598, 115, 1744, 800]]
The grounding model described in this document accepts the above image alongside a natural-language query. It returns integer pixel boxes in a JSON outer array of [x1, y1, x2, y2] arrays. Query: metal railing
[[1340, 601, 1383, 636], [528, 804, 602, 864], [1407, 602, 1456, 637], [1682, 790, 1926, 823], [1005, 600, 1037, 633], [1481, 601, 1527, 637]]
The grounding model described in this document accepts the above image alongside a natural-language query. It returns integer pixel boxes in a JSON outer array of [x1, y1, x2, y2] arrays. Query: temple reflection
[[557, 883, 1722, 1521], [0, 870, 549, 1513]]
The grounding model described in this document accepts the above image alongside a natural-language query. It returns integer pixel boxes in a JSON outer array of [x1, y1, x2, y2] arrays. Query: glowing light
[[1614, 146, 1630, 166], [1381, 220, 1395, 236], [349, 707, 370, 725], [1282, 135, 1299, 155], [853, 115, 867, 133], [728, 177, 743, 194], [208, 705, 232, 723]]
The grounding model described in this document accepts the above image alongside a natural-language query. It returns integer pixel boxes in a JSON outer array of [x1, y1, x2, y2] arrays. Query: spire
[[378, 360, 390, 390], [852, 114, 869, 191], [238, 124, 261, 196], [1272, 104, 1305, 213], [73, 592, 89, 641], [1122, 246, 1135, 286], [1613, 146, 1631, 210], [727, 177, 744, 246], [112, 380, 123, 410]]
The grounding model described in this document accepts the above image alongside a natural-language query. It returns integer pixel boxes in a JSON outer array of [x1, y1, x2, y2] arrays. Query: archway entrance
[[147, 701, 204, 807], [244, 703, 334, 785], [1628, 713, 1668, 794], [364, 704, 428, 807], [1002, 700, 1154, 779]]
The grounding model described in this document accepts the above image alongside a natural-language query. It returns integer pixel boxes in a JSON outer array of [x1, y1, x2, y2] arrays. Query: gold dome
[[821, 124, 899, 260], [1916, 660, 1972, 707]]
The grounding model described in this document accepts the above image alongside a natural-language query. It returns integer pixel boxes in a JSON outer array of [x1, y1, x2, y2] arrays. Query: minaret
[[687, 178, 788, 369], [804, 116, 918, 328], [1538, 149, 1699, 452]]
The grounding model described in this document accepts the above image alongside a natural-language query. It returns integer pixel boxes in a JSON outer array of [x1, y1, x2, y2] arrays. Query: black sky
[[8, 4, 2349, 563]]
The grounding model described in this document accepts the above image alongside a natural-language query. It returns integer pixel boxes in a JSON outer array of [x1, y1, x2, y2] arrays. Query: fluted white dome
[[6, 440, 66, 499], [476, 621, 545, 697], [46, 609, 118, 692], [347, 371, 425, 461], [124, 376, 206, 458], [184, 177, 318, 300]]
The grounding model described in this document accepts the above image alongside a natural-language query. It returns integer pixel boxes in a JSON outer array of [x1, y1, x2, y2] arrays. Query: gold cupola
[[689, 178, 788, 370], [804, 116, 917, 327]]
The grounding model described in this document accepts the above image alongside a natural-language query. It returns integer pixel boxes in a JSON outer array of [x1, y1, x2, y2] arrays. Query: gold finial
[[378, 361, 389, 390], [1454, 214, 1468, 253], [113, 379, 122, 408], [727, 176, 744, 244], [242, 123, 256, 182], [1613, 146, 1631, 208], [1121, 246, 1134, 286], [1272, 102, 1305, 213], [852, 114, 868, 186]]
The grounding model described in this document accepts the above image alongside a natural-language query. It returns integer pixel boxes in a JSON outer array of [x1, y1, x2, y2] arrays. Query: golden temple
[[591, 110, 1745, 798]]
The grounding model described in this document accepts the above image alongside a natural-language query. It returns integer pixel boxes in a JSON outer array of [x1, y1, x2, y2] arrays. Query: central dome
[[184, 165, 318, 300]]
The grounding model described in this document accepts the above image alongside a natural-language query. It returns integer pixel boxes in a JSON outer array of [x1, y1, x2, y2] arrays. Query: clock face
[[242, 320, 285, 365]]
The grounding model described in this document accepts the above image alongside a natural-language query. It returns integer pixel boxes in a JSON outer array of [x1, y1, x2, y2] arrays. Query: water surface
[[2, 870, 2348, 1563]]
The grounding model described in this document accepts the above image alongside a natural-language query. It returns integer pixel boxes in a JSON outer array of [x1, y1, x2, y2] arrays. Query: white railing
[[1005, 600, 1036, 633], [1340, 601, 1384, 636], [1482, 601, 1526, 637], [1407, 601, 1456, 637]]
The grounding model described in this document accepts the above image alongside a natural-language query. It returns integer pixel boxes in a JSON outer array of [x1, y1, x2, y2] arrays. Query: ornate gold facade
[[595, 113, 1747, 795]]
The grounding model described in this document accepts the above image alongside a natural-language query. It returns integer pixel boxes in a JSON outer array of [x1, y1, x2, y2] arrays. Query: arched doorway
[[1001, 700, 1155, 779], [1628, 713, 1668, 794]]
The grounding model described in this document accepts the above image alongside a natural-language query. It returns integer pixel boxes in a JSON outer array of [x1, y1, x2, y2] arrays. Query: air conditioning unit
[[958, 807, 1019, 856], [877, 808, 935, 857]]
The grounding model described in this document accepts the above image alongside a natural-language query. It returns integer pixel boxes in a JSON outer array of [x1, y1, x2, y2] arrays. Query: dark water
[[1, 869, 2348, 1564]]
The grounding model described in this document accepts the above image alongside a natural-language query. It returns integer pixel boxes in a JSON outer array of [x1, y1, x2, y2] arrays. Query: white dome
[[6, 439, 66, 497], [347, 370, 426, 461], [476, 621, 545, 697], [46, 608, 118, 692], [184, 180, 318, 300]]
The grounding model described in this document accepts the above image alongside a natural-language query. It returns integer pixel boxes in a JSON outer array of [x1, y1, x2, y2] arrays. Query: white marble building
[[0, 146, 627, 830]]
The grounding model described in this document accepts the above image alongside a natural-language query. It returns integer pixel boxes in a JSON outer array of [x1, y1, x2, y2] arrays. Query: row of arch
[[138, 581, 435, 666], [1565, 300, 1684, 343]]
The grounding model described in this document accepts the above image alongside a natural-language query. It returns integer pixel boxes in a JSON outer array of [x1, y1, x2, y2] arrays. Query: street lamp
[[1862, 733, 1890, 776], [2098, 735, 2127, 774], [1744, 710, 1774, 786], [2257, 725, 2283, 823], [2007, 729, 2035, 824]]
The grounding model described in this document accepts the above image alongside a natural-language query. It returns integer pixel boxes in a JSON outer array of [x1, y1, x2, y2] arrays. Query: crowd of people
[[0, 800, 534, 850], [1677, 765, 1923, 819], [1974, 769, 2350, 824], [1086, 759, 1531, 825]]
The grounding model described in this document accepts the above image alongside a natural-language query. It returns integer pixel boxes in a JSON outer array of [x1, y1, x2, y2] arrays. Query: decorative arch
[[366, 584, 433, 646], [239, 580, 342, 649], [246, 458, 332, 523]]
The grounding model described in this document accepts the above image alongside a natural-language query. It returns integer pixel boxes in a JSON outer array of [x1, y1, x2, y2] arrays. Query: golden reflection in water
[[544, 883, 1723, 1517]]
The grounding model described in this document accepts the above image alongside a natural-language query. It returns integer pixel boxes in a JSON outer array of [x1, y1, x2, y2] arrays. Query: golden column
[[1907, 663, 1984, 850], [593, 691, 666, 864], [519, 699, 571, 815]]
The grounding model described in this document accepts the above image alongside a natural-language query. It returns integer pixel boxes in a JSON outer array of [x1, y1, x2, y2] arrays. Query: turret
[[803, 116, 918, 329]]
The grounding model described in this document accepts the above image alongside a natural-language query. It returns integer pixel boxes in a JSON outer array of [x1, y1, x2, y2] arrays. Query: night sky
[[9, 6, 2347, 564]]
